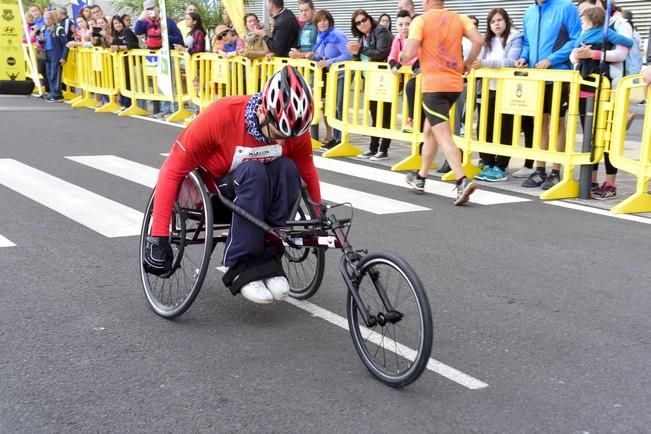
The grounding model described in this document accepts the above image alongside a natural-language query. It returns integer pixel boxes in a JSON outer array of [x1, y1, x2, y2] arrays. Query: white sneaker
[[240, 280, 273, 304], [512, 167, 535, 178], [264, 276, 289, 301]]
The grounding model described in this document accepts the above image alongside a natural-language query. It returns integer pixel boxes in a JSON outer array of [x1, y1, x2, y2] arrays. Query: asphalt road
[[1, 96, 650, 433]]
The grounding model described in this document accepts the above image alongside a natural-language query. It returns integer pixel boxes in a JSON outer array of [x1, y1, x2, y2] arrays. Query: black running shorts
[[422, 92, 462, 127]]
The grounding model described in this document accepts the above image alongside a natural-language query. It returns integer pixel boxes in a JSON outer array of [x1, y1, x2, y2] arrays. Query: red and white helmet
[[260, 65, 314, 137]]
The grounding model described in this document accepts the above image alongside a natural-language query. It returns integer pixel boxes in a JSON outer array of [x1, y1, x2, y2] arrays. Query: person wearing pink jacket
[[388, 10, 418, 133]]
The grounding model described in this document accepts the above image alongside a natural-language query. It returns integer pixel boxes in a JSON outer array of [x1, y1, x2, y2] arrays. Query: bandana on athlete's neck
[[244, 93, 271, 144]]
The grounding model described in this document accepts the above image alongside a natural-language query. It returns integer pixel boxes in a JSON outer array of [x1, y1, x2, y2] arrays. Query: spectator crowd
[[23, 0, 651, 201]]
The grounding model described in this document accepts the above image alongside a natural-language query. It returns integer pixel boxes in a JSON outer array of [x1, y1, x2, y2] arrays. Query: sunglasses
[[216, 31, 229, 40], [354, 17, 369, 26]]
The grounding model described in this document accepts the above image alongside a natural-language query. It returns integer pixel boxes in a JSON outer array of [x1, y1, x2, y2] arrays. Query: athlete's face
[[257, 107, 289, 143]]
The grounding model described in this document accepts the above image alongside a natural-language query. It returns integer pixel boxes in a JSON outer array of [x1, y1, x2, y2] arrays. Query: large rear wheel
[[139, 172, 213, 318]]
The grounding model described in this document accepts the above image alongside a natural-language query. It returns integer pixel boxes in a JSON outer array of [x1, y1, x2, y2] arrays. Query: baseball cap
[[143, 0, 156, 10]]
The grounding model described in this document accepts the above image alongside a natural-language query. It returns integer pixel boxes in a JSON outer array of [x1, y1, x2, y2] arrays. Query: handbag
[[240, 32, 269, 59]]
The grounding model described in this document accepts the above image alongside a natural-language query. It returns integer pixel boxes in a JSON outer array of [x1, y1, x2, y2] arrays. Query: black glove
[[143, 236, 173, 276]]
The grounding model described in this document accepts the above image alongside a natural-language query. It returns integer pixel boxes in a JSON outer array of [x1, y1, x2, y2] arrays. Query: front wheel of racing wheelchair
[[139, 170, 326, 318]]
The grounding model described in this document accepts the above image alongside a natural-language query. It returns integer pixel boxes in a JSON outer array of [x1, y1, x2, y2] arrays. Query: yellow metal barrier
[[61, 46, 81, 100], [69, 47, 121, 112], [269, 57, 324, 149], [608, 75, 651, 214], [249, 57, 277, 94], [116, 49, 191, 120], [323, 61, 429, 169], [456, 68, 611, 199], [188, 53, 250, 111]]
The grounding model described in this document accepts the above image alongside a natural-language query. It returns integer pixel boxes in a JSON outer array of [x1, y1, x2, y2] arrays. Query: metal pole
[[579, 97, 595, 199]]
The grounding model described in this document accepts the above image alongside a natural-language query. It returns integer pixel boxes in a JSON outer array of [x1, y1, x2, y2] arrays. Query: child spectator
[[214, 25, 240, 57], [388, 10, 417, 133], [572, 5, 632, 200]]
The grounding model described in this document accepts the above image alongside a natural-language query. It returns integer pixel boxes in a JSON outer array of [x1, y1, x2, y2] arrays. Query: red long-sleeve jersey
[[150, 95, 321, 236]]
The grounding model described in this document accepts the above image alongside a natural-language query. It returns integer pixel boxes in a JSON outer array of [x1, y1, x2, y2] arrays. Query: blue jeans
[[45, 51, 62, 99]]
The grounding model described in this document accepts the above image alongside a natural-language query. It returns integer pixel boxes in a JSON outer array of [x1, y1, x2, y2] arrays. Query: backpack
[[625, 31, 643, 76], [144, 17, 162, 49]]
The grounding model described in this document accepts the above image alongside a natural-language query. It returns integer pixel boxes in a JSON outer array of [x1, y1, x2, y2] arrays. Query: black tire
[[139, 171, 213, 318], [346, 252, 433, 388], [284, 195, 325, 300]]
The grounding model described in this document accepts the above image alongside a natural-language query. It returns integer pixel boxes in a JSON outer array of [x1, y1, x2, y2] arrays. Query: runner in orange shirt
[[400, 0, 483, 205]]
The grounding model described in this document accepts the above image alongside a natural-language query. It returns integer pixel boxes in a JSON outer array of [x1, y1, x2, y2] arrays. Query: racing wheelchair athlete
[[143, 65, 321, 305]]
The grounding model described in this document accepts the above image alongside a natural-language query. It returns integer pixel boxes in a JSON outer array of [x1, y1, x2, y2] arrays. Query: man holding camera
[[133, 0, 183, 50]]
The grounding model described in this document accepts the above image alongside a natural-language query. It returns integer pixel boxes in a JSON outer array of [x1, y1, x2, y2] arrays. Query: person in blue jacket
[[133, 0, 184, 48], [514, 0, 581, 191], [574, 6, 633, 87], [41, 10, 69, 102]]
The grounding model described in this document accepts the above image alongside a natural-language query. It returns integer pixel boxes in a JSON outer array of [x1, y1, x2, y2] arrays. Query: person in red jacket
[[144, 66, 320, 305]]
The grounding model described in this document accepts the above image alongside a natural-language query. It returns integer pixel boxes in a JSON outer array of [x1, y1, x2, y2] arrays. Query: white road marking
[[320, 183, 429, 214], [0, 235, 15, 247], [314, 156, 529, 205], [66, 155, 158, 188], [0, 159, 143, 238], [131, 115, 184, 128], [69, 155, 430, 215], [284, 297, 488, 390], [546, 201, 651, 225]]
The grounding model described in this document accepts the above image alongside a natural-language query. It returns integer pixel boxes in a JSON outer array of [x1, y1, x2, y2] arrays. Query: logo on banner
[[144, 55, 158, 76], [2, 9, 14, 21], [0, 0, 25, 81]]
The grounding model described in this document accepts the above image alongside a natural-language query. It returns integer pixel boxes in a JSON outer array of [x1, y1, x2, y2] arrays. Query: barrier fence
[[457, 68, 612, 200], [608, 74, 651, 214], [24, 46, 648, 213]]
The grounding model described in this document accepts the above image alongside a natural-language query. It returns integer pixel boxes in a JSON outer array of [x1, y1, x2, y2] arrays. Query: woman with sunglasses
[[144, 66, 321, 305], [348, 9, 394, 161]]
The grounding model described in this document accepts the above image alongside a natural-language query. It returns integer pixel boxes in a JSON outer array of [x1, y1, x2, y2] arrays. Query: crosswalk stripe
[[320, 183, 429, 214], [314, 157, 530, 205], [0, 235, 15, 247], [0, 159, 143, 238], [66, 155, 158, 188], [68, 155, 430, 215]]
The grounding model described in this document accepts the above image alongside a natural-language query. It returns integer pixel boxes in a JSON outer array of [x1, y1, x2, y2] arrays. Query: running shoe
[[483, 166, 508, 182], [592, 182, 617, 200], [406, 171, 426, 193], [522, 170, 547, 188], [475, 166, 493, 181], [370, 151, 389, 161], [454, 179, 477, 206], [512, 166, 535, 178], [541, 172, 561, 190]]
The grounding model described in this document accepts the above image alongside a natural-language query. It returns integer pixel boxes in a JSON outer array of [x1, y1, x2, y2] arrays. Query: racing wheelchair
[[139, 169, 433, 388]]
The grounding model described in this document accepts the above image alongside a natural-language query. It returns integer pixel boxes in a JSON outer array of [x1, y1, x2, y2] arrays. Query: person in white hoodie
[[471, 8, 523, 182]]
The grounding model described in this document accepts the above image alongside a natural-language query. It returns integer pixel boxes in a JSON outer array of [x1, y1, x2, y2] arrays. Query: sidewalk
[[310, 102, 650, 218]]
